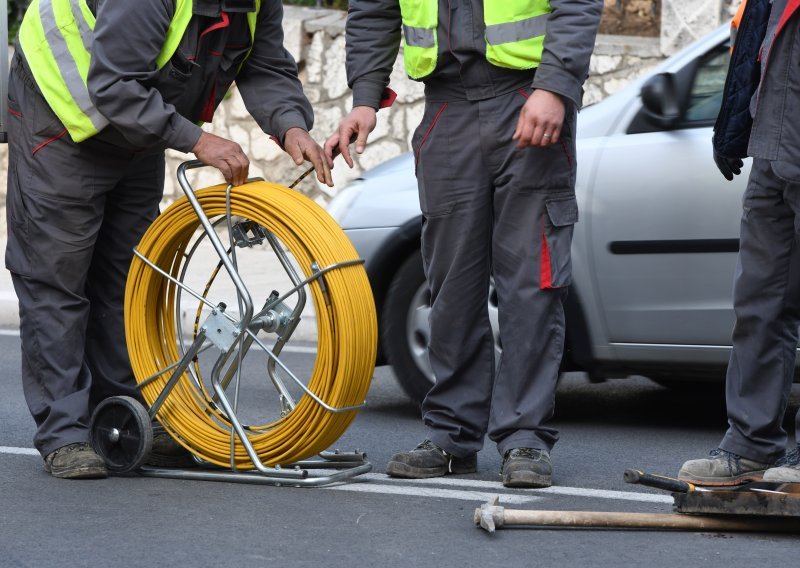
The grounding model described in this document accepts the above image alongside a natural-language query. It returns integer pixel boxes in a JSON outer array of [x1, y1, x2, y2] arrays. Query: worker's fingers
[[354, 127, 370, 155], [300, 139, 333, 187], [514, 89, 566, 149], [312, 147, 334, 187], [191, 132, 251, 185], [730, 157, 743, 177], [229, 150, 250, 186], [531, 124, 561, 148], [217, 159, 234, 185], [323, 132, 340, 167], [338, 124, 356, 169], [513, 113, 536, 149], [285, 138, 305, 166]]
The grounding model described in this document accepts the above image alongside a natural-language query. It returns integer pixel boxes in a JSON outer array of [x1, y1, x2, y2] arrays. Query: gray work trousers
[[413, 89, 578, 458], [5, 64, 164, 457], [720, 158, 800, 463]]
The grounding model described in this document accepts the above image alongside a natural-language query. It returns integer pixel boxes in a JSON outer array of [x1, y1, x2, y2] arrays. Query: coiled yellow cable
[[125, 181, 377, 468]]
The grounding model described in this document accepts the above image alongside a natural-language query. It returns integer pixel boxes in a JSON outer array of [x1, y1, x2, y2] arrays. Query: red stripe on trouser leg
[[32, 129, 68, 157], [540, 219, 553, 289]]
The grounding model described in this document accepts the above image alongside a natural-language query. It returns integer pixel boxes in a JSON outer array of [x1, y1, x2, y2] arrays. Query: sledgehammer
[[473, 496, 800, 534]]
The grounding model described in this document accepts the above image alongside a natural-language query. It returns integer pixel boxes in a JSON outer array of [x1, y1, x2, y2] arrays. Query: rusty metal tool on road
[[473, 496, 800, 534]]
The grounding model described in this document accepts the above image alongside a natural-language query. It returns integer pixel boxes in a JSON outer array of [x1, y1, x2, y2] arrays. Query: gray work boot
[[678, 448, 771, 486], [144, 423, 197, 468], [763, 446, 800, 483], [386, 440, 477, 478], [44, 443, 108, 479], [501, 448, 552, 488]]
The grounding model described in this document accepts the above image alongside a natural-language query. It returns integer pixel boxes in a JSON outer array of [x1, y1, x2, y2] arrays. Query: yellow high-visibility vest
[[19, 0, 260, 143], [399, 0, 552, 80]]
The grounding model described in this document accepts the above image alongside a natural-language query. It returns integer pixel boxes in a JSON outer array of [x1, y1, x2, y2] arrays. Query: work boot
[[386, 440, 477, 478], [144, 423, 197, 468], [44, 443, 107, 479], [501, 448, 552, 488], [763, 445, 800, 483], [678, 448, 771, 486]]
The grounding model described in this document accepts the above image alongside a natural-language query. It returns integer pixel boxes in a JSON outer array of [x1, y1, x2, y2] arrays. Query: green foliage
[[8, 0, 30, 42]]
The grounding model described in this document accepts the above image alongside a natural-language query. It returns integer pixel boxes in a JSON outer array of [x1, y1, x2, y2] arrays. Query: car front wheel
[[381, 250, 502, 404], [382, 250, 434, 404]]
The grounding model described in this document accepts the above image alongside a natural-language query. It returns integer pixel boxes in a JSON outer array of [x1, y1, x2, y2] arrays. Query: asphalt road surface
[[0, 332, 798, 567]]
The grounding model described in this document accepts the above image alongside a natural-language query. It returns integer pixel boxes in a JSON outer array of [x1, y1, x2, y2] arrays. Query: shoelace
[[48, 442, 89, 462], [506, 448, 544, 460], [775, 446, 800, 467], [415, 440, 456, 472]]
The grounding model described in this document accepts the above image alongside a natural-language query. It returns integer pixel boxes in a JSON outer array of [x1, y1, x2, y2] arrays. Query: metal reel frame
[[124, 161, 371, 486]]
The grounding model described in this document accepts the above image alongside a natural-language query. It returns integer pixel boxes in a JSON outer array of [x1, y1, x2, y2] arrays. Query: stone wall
[[1, 0, 742, 212]]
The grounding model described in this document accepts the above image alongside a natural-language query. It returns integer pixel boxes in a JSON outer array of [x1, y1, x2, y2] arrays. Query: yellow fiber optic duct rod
[[125, 181, 377, 468]]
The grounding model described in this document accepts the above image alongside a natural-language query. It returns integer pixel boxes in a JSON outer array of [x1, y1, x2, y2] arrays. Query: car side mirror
[[640, 73, 682, 129]]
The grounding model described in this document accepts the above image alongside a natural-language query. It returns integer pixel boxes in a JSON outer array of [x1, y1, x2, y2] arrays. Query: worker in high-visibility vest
[[679, 0, 800, 485], [325, 0, 603, 488], [7, 0, 331, 479]]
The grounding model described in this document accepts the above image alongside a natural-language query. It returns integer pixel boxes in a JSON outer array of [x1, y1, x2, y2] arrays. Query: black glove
[[713, 148, 744, 181]]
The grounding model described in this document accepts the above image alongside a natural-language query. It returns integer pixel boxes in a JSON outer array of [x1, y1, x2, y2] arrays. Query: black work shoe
[[678, 448, 771, 486], [43, 443, 107, 479], [763, 445, 800, 483], [144, 423, 197, 468], [501, 448, 552, 488], [386, 440, 477, 479]]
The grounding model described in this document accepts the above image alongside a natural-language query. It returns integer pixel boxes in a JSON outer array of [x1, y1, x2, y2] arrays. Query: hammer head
[[474, 496, 505, 533]]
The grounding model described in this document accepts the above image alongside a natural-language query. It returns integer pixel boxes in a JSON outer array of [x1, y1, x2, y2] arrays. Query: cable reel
[[90, 161, 377, 485]]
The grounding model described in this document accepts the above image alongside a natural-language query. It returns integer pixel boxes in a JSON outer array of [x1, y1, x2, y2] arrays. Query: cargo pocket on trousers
[[5, 164, 33, 277], [540, 195, 578, 289]]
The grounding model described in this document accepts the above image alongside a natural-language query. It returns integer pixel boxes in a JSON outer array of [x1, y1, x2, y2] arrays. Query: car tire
[[382, 250, 435, 404]]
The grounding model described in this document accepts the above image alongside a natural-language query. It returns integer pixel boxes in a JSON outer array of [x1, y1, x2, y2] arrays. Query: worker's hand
[[713, 148, 744, 181], [324, 106, 377, 168], [192, 131, 250, 186], [283, 127, 333, 187], [513, 89, 566, 149]]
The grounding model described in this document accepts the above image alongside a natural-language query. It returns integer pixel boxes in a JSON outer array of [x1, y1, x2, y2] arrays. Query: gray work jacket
[[345, 0, 603, 109], [78, 0, 312, 153], [748, 0, 800, 180]]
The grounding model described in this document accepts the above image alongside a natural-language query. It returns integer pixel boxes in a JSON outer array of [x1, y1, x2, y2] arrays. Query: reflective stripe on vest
[[399, 0, 551, 80], [19, 0, 259, 143], [19, 0, 108, 141], [484, 1, 551, 71], [399, 0, 438, 80]]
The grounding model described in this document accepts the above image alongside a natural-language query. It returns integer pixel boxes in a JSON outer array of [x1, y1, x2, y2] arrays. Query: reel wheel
[[90, 396, 154, 473]]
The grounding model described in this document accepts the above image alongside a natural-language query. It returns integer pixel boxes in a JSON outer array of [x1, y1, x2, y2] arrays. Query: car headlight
[[327, 179, 365, 225]]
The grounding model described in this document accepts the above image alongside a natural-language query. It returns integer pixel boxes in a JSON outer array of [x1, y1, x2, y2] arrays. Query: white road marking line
[[360, 473, 674, 504], [327, 483, 539, 505], [0, 445, 672, 504], [0, 446, 38, 456], [0, 329, 319, 354]]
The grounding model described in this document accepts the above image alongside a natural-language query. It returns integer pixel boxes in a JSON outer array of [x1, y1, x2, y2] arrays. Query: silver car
[[328, 26, 758, 403]]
